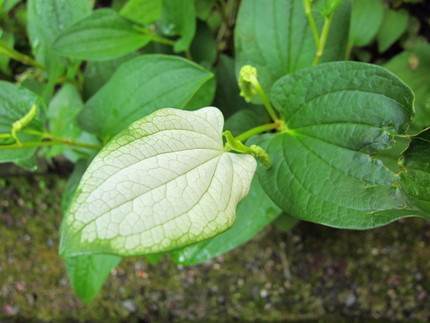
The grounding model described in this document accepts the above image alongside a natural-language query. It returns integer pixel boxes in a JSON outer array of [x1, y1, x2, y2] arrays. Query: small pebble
[[345, 293, 356, 307], [122, 299, 136, 312]]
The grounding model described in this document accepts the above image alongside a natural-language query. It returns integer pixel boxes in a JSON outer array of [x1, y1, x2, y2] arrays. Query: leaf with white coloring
[[60, 107, 257, 257]]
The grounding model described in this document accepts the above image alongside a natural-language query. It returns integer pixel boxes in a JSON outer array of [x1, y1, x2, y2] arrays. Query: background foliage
[[0, 0, 429, 312]]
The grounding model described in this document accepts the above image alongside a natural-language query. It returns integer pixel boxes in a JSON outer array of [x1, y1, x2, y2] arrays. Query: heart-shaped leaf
[[60, 107, 256, 257], [65, 254, 121, 303], [254, 62, 418, 229]]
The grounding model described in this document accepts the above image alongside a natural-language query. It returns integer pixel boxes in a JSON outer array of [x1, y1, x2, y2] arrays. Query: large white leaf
[[60, 107, 256, 257]]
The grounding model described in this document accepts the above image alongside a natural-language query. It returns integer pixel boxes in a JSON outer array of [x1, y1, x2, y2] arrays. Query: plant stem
[[151, 34, 176, 46], [2, 129, 102, 150], [344, 39, 354, 60], [0, 40, 44, 69], [304, 0, 320, 48], [45, 134, 102, 150], [185, 49, 193, 61], [235, 122, 279, 142], [250, 78, 280, 122], [0, 139, 101, 150], [312, 13, 334, 66], [133, 25, 176, 46]]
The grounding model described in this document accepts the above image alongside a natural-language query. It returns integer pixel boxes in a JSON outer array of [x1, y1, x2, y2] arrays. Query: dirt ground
[[1, 174, 429, 322]]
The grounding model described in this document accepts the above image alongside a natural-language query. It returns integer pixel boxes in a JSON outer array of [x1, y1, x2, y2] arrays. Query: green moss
[[1, 175, 430, 321]]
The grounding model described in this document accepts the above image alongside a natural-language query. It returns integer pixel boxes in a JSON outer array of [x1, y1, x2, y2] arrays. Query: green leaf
[[171, 176, 281, 265], [62, 159, 90, 212], [0, 30, 13, 76], [194, 0, 213, 20], [254, 62, 417, 229], [60, 107, 256, 257], [0, 81, 45, 165], [235, 0, 350, 93], [83, 52, 139, 100], [377, 9, 409, 53], [160, 0, 196, 52], [189, 20, 216, 69], [183, 76, 216, 111], [53, 9, 152, 61], [348, 0, 384, 47], [399, 129, 430, 215], [27, 0, 91, 73], [274, 213, 299, 232], [79, 54, 214, 141], [1, 0, 22, 13], [384, 42, 430, 132], [65, 254, 121, 303], [45, 84, 83, 158], [43, 82, 99, 162], [119, 0, 162, 25]]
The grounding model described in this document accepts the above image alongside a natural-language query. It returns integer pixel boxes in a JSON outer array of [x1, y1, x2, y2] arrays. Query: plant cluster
[[0, 0, 429, 302]]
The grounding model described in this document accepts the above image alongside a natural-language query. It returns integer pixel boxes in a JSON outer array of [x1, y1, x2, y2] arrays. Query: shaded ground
[[0, 175, 429, 322]]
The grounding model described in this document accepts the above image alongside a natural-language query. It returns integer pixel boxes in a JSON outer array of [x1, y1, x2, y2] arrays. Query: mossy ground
[[1, 175, 429, 322]]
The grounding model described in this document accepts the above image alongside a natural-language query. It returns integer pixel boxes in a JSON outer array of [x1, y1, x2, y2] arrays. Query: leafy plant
[[0, 0, 429, 302]]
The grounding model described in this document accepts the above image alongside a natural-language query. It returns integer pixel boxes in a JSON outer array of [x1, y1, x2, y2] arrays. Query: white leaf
[[60, 107, 256, 257]]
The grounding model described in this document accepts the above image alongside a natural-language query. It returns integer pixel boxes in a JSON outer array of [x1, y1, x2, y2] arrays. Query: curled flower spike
[[238, 65, 258, 102], [249, 144, 271, 169], [223, 130, 271, 169], [12, 104, 37, 146]]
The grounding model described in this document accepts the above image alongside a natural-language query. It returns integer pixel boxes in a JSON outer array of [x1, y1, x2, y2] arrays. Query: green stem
[[344, 39, 354, 60], [304, 0, 320, 47], [0, 40, 44, 69], [16, 129, 102, 150], [133, 25, 176, 46], [151, 34, 176, 46], [55, 75, 81, 88], [0, 140, 100, 150], [185, 49, 193, 61], [235, 123, 279, 142], [313, 13, 334, 66], [250, 78, 279, 122]]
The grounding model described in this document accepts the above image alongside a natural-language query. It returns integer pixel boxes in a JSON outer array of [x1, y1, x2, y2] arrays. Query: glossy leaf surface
[[53, 9, 152, 61], [160, 0, 196, 52], [384, 42, 430, 132], [377, 9, 409, 53], [79, 55, 214, 141], [120, 0, 162, 25], [27, 0, 91, 72], [348, 0, 383, 47], [254, 62, 418, 229]]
